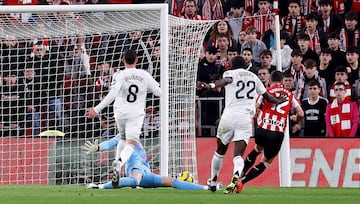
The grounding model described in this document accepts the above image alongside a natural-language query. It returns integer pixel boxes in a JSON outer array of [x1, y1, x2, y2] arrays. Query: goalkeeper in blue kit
[[82, 134, 212, 190]]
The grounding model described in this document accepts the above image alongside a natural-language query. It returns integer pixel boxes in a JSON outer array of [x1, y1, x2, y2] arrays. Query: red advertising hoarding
[[196, 138, 360, 187], [0, 138, 55, 184]]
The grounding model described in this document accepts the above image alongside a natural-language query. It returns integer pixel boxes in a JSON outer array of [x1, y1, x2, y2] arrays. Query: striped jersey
[[256, 84, 300, 132]]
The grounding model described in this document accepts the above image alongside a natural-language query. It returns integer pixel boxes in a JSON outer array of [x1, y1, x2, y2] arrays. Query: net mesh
[[0, 7, 215, 185]]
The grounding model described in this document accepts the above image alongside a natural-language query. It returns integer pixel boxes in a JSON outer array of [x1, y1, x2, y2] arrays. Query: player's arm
[[147, 73, 161, 97], [262, 92, 285, 105], [199, 77, 233, 89], [81, 134, 121, 154], [292, 96, 304, 122]]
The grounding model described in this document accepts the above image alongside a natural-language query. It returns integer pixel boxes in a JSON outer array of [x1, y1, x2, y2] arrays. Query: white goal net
[[0, 4, 215, 185]]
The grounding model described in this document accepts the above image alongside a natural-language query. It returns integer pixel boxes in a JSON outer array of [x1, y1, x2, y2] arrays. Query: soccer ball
[[177, 171, 194, 183]]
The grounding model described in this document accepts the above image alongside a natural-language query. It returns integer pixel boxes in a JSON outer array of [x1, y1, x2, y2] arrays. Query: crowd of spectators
[[0, 0, 359, 138], [188, 0, 360, 137]]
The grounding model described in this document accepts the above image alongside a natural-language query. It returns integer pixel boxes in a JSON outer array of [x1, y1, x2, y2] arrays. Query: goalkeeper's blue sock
[[102, 177, 138, 189], [241, 162, 267, 184], [173, 179, 206, 190], [102, 181, 115, 189]]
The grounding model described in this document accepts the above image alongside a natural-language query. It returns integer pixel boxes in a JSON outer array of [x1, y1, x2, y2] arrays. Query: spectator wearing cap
[[226, 0, 246, 43], [318, 0, 343, 34], [318, 48, 335, 89], [270, 30, 293, 72], [297, 33, 320, 65], [281, 0, 306, 44], [196, 46, 224, 96], [327, 32, 347, 69], [325, 81, 359, 137], [345, 46, 360, 85], [339, 11, 360, 52], [300, 13, 328, 55]]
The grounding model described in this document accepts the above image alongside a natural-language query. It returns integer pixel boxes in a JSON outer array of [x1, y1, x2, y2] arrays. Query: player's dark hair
[[271, 71, 283, 82], [308, 79, 321, 88], [124, 49, 137, 64], [231, 56, 246, 69]]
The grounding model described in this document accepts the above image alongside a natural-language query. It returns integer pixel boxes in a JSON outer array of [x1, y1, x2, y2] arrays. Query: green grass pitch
[[0, 185, 358, 204]]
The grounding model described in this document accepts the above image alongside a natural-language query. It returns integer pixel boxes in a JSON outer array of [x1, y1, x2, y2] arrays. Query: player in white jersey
[[85, 49, 161, 187], [198, 56, 284, 193], [82, 134, 215, 190]]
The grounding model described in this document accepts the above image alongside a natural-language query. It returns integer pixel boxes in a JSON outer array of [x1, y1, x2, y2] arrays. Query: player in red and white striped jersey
[[236, 71, 304, 193]]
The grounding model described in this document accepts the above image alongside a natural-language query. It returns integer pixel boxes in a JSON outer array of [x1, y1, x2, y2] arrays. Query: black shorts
[[254, 127, 284, 159]]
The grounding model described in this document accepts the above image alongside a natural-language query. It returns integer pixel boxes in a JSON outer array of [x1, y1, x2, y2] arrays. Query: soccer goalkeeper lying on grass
[[82, 134, 218, 190]]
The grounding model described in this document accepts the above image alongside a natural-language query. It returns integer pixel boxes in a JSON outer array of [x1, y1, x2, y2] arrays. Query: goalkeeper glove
[[81, 140, 99, 154]]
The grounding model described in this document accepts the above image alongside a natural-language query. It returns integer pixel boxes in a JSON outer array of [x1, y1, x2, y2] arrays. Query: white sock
[[98, 184, 104, 189], [115, 139, 126, 161], [233, 156, 244, 177], [119, 144, 135, 165], [211, 152, 224, 181]]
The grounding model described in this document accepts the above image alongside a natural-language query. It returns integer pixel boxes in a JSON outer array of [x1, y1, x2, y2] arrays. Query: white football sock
[[211, 152, 224, 181], [119, 144, 135, 165], [233, 156, 244, 176], [115, 139, 126, 161]]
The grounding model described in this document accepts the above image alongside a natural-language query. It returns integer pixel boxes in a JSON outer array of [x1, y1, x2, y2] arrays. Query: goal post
[[0, 4, 216, 184]]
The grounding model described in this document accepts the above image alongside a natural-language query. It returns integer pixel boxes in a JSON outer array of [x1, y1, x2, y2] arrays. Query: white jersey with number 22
[[222, 69, 266, 117]]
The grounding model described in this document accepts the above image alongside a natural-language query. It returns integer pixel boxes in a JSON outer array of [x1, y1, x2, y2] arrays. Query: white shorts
[[216, 112, 253, 145], [114, 113, 145, 142]]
